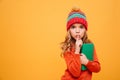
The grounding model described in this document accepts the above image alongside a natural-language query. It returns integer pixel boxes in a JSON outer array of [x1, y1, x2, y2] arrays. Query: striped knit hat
[[67, 8, 88, 31]]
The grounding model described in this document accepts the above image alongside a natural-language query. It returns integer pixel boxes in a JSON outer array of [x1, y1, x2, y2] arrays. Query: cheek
[[70, 30, 75, 35], [71, 32, 75, 37], [80, 31, 85, 38], [70, 30, 76, 38]]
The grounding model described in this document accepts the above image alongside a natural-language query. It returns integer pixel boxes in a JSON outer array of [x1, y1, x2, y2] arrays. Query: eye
[[80, 25, 84, 29], [71, 25, 75, 29]]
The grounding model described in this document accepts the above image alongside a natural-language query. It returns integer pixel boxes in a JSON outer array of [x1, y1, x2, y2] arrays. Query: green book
[[80, 43, 94, 70]]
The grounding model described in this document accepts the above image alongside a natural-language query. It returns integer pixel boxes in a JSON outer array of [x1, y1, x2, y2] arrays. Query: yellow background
[[0, 0, 120, 80]]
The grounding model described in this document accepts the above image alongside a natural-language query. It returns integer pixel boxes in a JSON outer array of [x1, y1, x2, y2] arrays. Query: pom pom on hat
[[67, 7, 88, 31]]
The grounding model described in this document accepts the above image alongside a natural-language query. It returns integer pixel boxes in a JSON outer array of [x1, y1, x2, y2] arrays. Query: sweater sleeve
[[86, 49, 101, 73], [64, 51, 81, 77]]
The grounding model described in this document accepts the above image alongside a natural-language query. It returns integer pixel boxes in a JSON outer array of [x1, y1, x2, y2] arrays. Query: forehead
[[72, 23, 83, 26]]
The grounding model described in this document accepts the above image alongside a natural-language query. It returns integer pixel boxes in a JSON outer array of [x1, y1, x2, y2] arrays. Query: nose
[[76, 28, 80, 33]]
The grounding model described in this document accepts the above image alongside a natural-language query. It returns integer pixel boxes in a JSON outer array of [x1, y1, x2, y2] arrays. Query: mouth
[[75, 35, 80, 39]]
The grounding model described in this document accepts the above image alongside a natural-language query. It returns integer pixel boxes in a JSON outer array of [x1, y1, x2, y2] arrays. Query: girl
[[61, 7, 101, 80]]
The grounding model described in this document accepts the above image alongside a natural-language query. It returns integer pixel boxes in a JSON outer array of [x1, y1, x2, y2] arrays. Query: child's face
[[69, 23, 86, 40]]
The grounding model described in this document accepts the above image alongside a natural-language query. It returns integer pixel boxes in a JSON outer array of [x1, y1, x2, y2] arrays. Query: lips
[[75, 35, 80, 39]]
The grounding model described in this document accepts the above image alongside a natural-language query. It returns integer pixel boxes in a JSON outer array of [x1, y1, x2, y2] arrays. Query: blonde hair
[[60, 30, 92, 56]]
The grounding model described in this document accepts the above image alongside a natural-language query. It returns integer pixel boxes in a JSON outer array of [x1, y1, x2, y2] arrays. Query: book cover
[[80, 43, 94, 70]]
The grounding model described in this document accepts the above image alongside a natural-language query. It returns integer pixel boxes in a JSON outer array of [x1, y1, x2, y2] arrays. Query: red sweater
[[61, 48, 101, 80]]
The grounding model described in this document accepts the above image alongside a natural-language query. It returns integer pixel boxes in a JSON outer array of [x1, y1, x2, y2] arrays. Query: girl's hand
[[80, 53, 89, 65], [75, 37, 83, 54]]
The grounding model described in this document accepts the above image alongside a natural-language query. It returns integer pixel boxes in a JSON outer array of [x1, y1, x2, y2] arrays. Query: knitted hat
[[67, 8, 88, 31]]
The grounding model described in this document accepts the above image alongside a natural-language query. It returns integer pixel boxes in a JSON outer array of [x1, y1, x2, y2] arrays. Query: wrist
[[75, 47, 81, 52], [75, 50, 80, 54]]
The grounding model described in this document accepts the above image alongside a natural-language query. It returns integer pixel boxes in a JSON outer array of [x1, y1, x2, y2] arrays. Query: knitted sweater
[[61, 48, 101, 80]]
